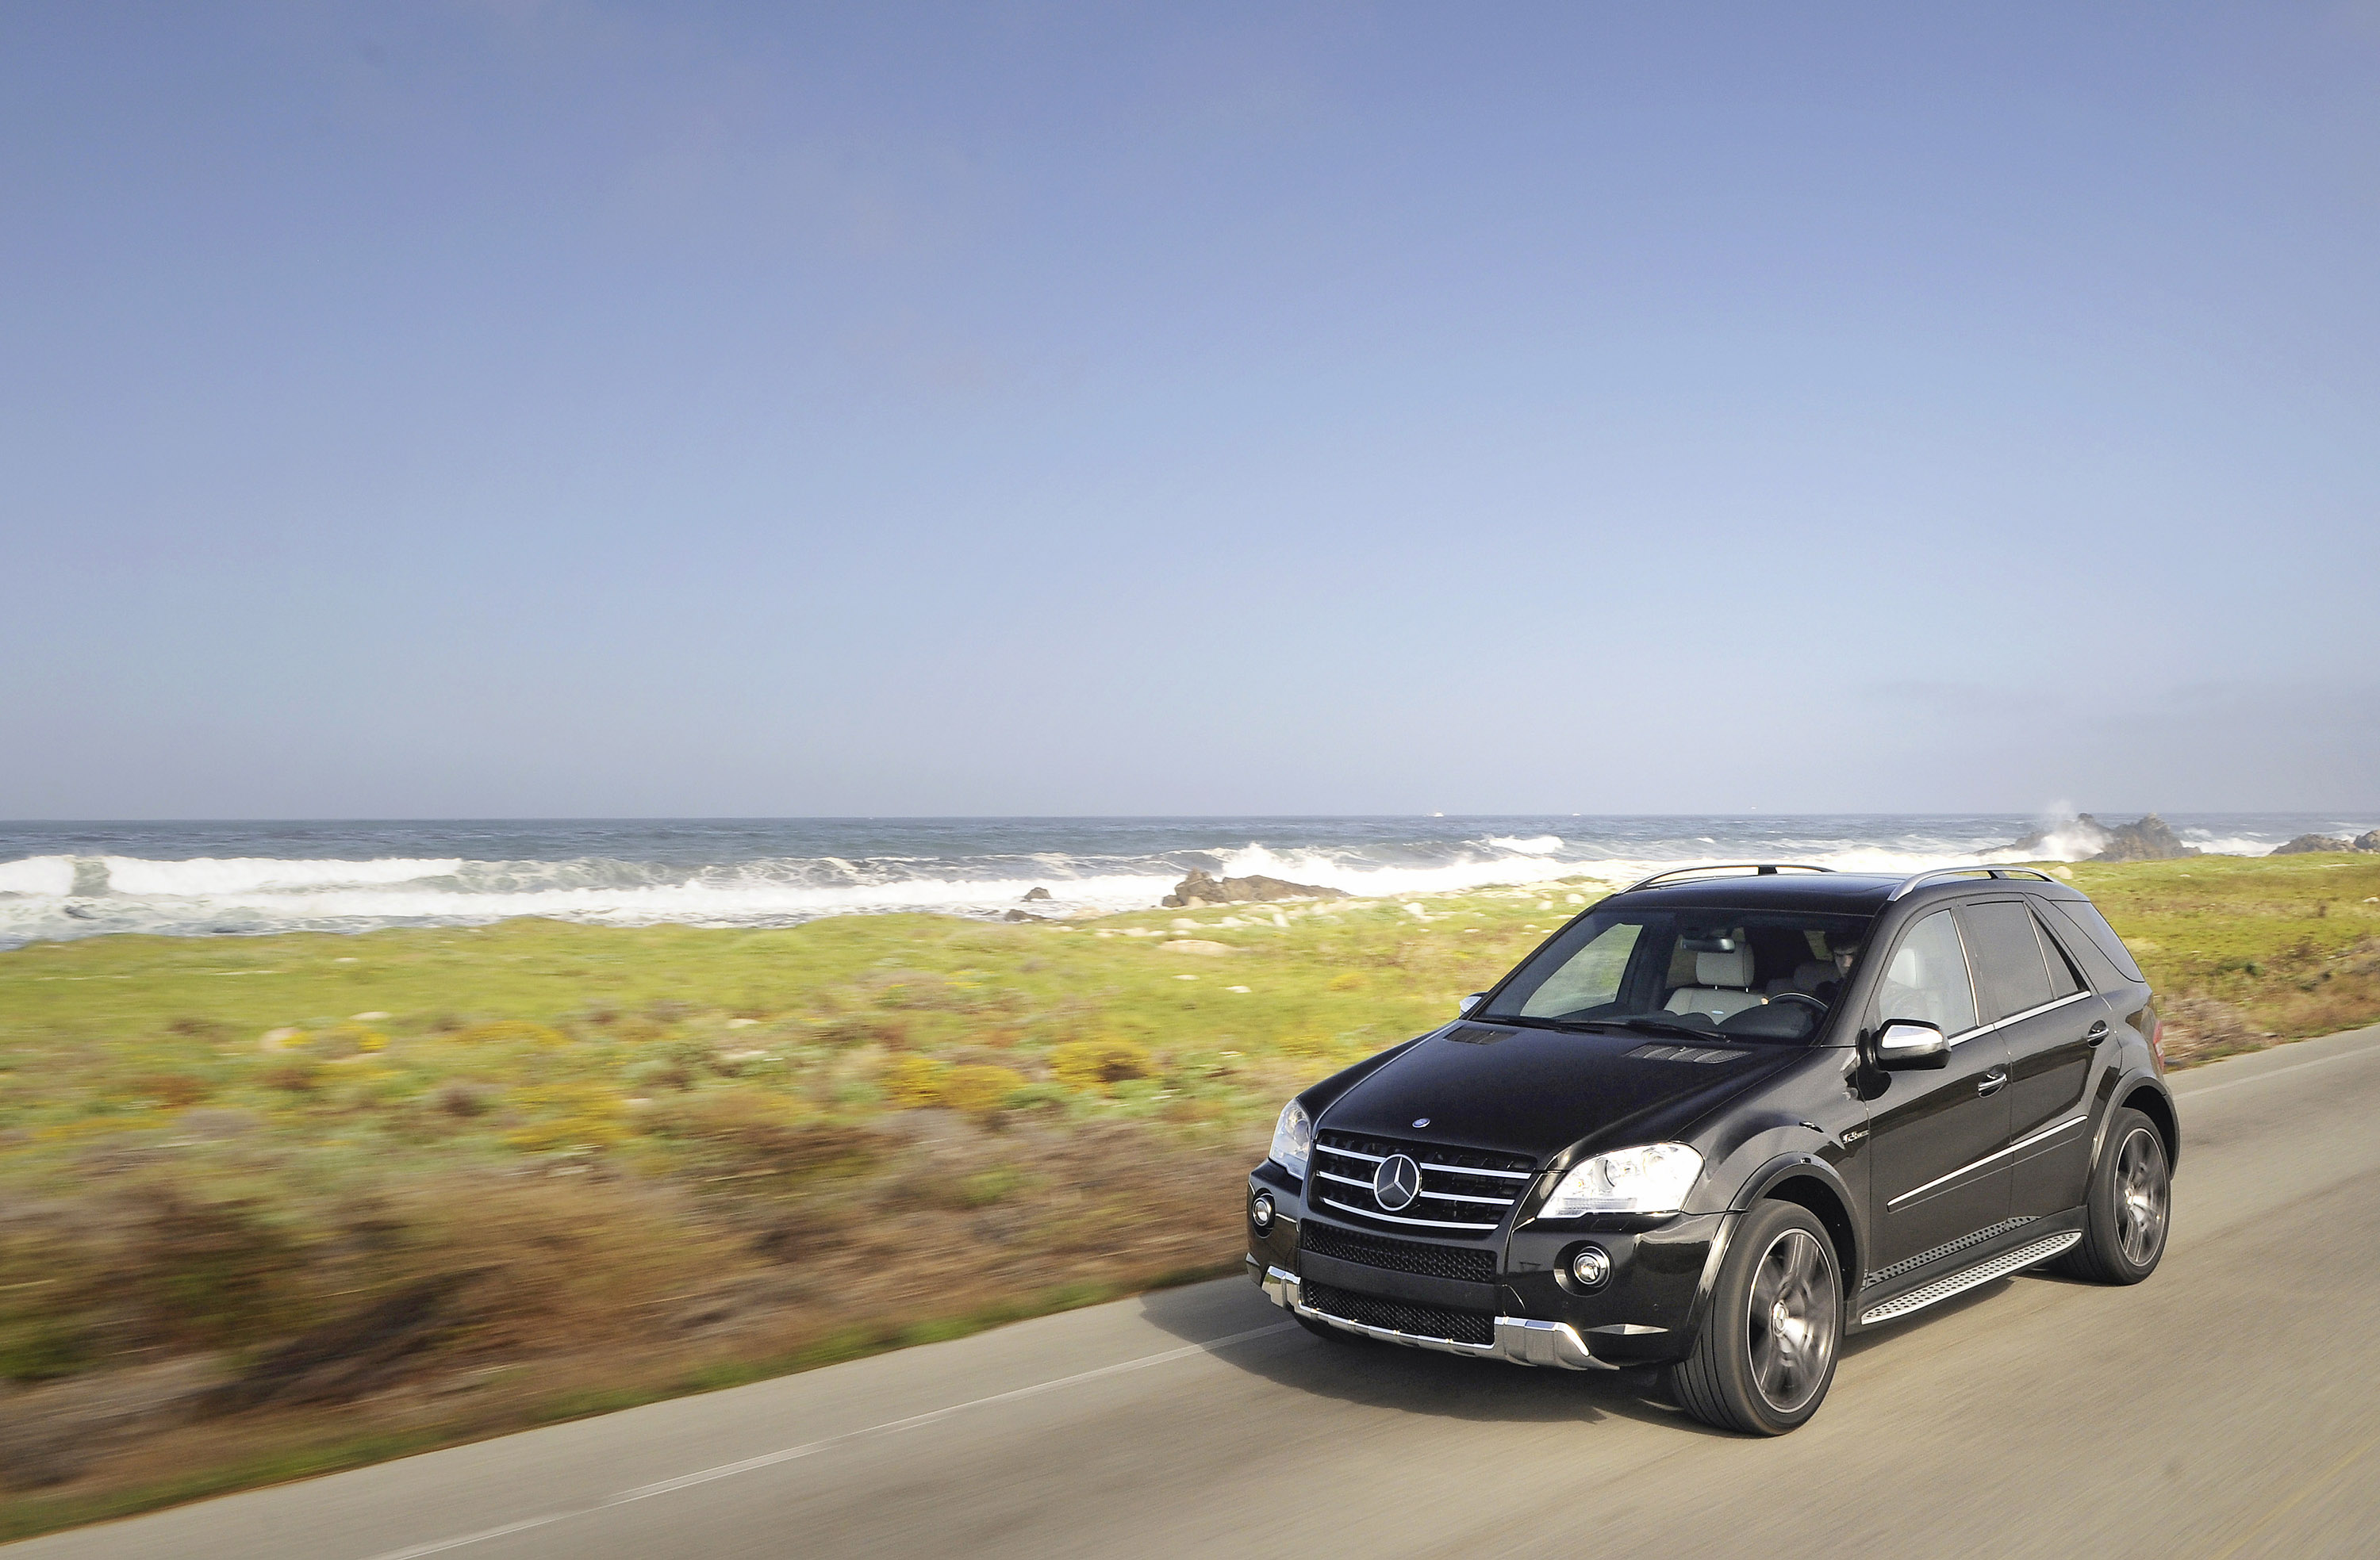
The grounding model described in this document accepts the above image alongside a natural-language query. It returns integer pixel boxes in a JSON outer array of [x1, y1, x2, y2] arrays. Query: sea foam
[[0, 815, 2317, 949]]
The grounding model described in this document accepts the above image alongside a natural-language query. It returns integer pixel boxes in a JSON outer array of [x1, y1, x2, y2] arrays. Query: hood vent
[[1626, 1043, 1750, 1064]]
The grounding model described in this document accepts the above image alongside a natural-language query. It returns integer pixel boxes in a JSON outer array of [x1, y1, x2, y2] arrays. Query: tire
[[1296, 1313, 1370, 1344], [1668, 1201, 1843, 1435], [2055, 1106, 2171, 1285]]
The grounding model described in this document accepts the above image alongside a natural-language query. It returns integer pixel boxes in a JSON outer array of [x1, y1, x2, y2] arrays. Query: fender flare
[[2095, 1067, 2180, 1171], [1685, 1152, 1865, 1340]]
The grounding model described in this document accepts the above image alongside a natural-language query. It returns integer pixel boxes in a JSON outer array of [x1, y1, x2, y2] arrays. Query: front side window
[[1875, 909, 1979, 1037]]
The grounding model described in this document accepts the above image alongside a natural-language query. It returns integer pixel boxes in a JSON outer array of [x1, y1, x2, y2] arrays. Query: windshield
[[1479, 907, 1875, 1044]]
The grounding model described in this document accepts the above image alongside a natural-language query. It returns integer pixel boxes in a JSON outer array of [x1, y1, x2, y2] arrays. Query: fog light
[[1570, 1245, 1611, 1288], [1251, 1192, 1275, 1232]]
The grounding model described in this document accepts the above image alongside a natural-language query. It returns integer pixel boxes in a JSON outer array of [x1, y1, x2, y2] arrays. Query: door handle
[[2085, 1020, 2109, 1046], [1977, 1070, 2008, 1097]]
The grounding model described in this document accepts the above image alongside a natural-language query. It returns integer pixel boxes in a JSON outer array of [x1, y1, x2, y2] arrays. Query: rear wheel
[[1668, 1201, 1841, 1435], [2056, 1106, 2171, 1284]]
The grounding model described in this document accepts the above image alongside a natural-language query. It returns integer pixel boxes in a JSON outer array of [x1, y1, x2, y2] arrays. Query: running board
[[1858, 1232, 2082, 1326]]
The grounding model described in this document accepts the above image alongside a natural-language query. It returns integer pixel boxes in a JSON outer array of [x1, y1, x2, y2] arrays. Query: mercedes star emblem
[[1372, 1152, 1422, 1211]]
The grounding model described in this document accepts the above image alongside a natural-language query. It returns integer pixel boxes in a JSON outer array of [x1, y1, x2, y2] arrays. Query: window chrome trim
[[1947, 989, 2095, 1046], [1321, 1196, 1502, 1232], [1886, 1115, 2090, 1209]]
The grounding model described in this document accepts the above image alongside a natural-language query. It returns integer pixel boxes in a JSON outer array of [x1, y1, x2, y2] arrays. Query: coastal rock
[[1022, 887, 1053, 902], [2271, 834, 2353, 856], [1000, 909, 1046, 922], [2000, 813, 2198, 862], [2359, 831, 2380, 853], [2090, 814, 2200, 863], [1160, 868, 1348, 908], [2002, 814, 2113, 858]]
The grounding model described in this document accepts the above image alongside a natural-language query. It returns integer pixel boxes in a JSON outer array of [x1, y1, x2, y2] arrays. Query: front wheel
[[1668, 1201, 1842, 1435], [2056, 1106, 2171, 1284]]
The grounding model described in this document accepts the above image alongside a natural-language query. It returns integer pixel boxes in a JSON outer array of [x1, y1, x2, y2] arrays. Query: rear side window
[[1875, 909, 1979, 1037], [2051, 900, 2146, 983], [1960, 900, 2056, 1021], [2033, 913, 2085, 998]]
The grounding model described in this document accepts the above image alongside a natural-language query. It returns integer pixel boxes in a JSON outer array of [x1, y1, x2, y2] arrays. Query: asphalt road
[[19, 1024, 2380, 1560]]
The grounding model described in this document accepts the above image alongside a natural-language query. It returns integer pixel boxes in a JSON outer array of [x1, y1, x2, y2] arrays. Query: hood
[[1315, 1021, 1796, 1163]]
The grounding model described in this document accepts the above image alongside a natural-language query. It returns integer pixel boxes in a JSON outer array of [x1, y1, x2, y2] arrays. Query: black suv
[[1245, 864, 2175, 1434]]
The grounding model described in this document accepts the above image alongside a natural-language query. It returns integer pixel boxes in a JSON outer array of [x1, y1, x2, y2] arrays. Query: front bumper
[[1251, 1259, 1614, 1370]]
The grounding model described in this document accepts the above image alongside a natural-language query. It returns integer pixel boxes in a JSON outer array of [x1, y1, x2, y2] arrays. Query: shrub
[[882, 1055, 949, 1108], [455, 1020, 570, 1048], [1049, 1039, 1154, 1093], [940, 1064, 1027, 1117], [127, 1191, 307, 1351], [259, 1059, 323, 1094], [127, 1073, 213, 1109], [505, 1083, 631, 1152], [432, 1079, 499, 1118]]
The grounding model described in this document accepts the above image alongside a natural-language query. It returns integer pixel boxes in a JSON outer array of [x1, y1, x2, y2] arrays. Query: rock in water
[[2002, 814, 2113, 858], [2271, 834, 2353, 856], [1000, 908, 1046, 922], [2090, 814, 2200, 862], [1022, 887, 1053, 901], [1161, 868, 1349, 908]]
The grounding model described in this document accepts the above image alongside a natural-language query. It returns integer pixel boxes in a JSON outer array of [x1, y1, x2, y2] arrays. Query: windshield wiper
[[1565, 1015, 1725, 1042], [1480, 1013, 1722, 1042]]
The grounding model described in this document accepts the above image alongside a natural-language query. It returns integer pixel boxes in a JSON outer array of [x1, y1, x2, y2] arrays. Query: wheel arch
[[2113, 1075, 2180, 1171], [1729, 1156, 1863, 1296]]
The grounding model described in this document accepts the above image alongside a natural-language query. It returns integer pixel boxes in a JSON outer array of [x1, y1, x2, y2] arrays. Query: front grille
[[1300, 1222, 1496, 1283], [1303, 1280, 1495, 1346], [1311, 1131, 1536, 1234]]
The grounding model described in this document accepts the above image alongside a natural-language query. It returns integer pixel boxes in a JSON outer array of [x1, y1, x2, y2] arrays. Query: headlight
[[1269, 1099, 1314, 1180], [1541, 1144, 1702, 1218]]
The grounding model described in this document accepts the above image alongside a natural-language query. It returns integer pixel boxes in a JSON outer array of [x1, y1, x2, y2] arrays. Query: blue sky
[[5, 2, 2377, 818]]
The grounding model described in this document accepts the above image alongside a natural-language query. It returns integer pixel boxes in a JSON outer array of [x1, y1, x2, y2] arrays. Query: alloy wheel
[[1746, 1228, 1837, 1414], [2114, 1126, 2169, 1267]]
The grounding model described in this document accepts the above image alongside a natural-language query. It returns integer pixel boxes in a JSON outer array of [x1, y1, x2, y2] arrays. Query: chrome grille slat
[[1312, 1130, 1536, 1234], [1421, 1160, 1531, 1179], [1321, 1197, 1502, 1230]]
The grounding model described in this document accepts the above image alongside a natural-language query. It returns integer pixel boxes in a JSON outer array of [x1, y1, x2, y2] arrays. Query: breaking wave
[[0, 814, 2327, 948]]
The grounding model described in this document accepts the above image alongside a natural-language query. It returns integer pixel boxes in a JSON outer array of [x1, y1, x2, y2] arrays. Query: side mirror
[[1458, 992, 1488, 1017], [1875, 1020, 1948, 1070]]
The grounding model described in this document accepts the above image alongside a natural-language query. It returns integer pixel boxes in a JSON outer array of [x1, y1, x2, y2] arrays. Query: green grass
[[3, 857, 2375, 1534]]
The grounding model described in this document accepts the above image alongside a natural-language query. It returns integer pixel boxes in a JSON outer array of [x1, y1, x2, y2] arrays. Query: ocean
[[0, 814, 2365, 950]]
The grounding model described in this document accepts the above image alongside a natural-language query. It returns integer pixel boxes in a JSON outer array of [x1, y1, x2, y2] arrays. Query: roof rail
[[1624, 864, 1839, 893], [1887, 865, 2058, 901]]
